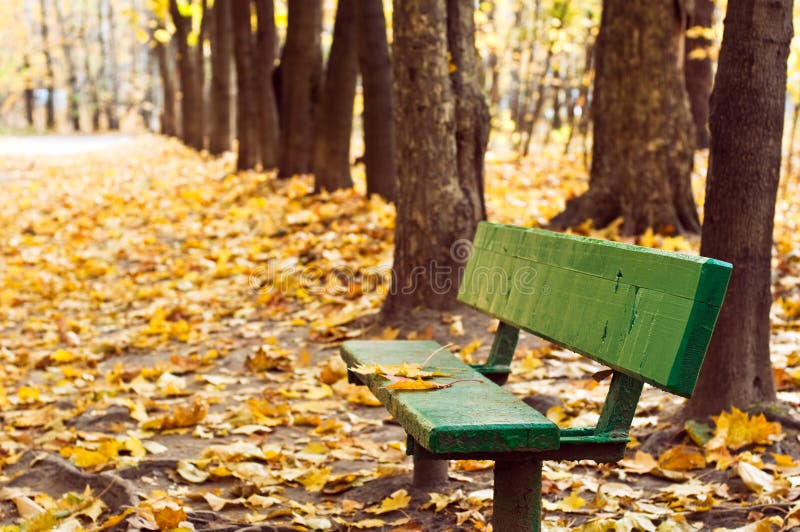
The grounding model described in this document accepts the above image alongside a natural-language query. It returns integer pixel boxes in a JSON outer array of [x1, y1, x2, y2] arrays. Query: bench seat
[[341, 340, 560, 454]]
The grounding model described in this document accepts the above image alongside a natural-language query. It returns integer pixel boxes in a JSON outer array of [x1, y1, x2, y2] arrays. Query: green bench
[[341, 222, 731, 531]]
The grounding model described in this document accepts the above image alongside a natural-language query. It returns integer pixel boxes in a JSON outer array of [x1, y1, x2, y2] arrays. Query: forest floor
[[1, 134, 800, 531]]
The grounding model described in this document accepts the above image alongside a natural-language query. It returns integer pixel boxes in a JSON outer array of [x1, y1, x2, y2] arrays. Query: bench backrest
[[457, 222, 732, 397]]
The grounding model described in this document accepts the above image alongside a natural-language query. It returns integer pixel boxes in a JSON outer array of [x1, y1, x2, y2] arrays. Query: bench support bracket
[[494, 458, 542, 532]]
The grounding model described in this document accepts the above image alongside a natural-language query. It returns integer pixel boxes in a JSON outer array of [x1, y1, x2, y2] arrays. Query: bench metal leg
[[412, 454, 448, 488], [493, 458, 542, 532]]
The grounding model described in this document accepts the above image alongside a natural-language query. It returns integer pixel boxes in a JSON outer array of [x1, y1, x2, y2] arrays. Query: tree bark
[[209, 0, 233, 154], [683, 0, 792, 418], [278, 0, 322, 177], [684, 0, 714, 149], [446, 0, 489, 221], [194, 0, 208, 149], [313, 0, 357, 193], [23, 54, 34, 127], [53, 0, 80, 131], [357, 0, 396, 201], [169, 0, 203, 149], [231, 0, 259, 170], [383, 0, 485, 314], [549, 0, 700, 236], [154, 18, 177, 137], [81, 3, 101, 132], [254, 0, 280, 168], [39, 0, 56, 130], [105, 0, 120, 130]]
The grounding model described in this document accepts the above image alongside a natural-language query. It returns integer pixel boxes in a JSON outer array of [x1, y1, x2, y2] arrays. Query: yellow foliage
[[707, 407, 782, 451]]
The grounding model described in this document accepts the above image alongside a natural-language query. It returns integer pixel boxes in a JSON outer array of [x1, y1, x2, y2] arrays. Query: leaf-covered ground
[[1, 135, 800, 531]]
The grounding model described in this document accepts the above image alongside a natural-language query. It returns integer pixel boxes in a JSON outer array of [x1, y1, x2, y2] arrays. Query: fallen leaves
[[2, 136, 800, 531], [141, 398, 208, 430]]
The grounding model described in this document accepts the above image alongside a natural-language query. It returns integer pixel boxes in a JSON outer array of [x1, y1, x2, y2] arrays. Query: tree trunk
[[446, 0, 488, 221], [209, 0, 233, 154], [484, 1, 500, 109], [170, 0, 203, 149], [509, 2, 532, 130], [357, 0, 396, 201], [53, 0, 81, 131], [683, 0, 792, 419], [231, 0, 259, 170], [154, 18, 177, 137], [278, 0, 322, 177], [314, 0, 357, 193], [254, 0, 280, 168], [383, 0, 485, 314], [23, 54, 34, 127], [684, 0, 714, 149], [105, 0, 120, 130], [39, 0, 56, 130], [519, 39, 554, 157], [194, 0, 208, 149], [81, 3, 101, 132], [549, 0, 699, 236]]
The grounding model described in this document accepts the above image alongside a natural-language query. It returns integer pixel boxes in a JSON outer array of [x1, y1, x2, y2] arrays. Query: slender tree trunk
[[519, 39, 555, 157], [684, 0, 792, 419], [231, 0, 259, 170], [357, 0, 396, 201], [573, 28, 595, 165], [314, 0, 357, 192], [254, 0, 280, 168], [446, 0, 488, 221], [39, 0, 56, 130], [278, 0, 322, 177], [209, 0, 233, 154], [53, 0, 81, 131], [509, 2, 532, 129], [194, 0, 208, 149], [485, 1, 500, 109], [95, 0, 107, 129], [23, 54, 35, 128], [169, 0, 203, 149], [684, 0, 714, 149], [154, 19, 177, 136], [549, 0, 699, 236], [383, 0, 486, 315], [105, 0, 120, 129], [80, 1, 101, 131]]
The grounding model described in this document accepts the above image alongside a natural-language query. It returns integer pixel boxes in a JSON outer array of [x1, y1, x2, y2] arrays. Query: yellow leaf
[[299, 467, 331, 492], [245, 345, 293, 372], [61, 447, 110, 468], [383, 378, 445, 391], [152, 501, 186, 530], [455, 460, 493, 472], [658, 445, 707, 471], [17, 387, 40, 402], [546, 490, 587, 512], [346, 386, 382, 406], [619, 450, 658, 474], [366, 489, 411, 515], [421, 490, 463, 512], [707, 407, 782, 451]]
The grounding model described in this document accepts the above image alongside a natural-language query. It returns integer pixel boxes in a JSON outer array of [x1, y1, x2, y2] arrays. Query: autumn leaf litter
[[0, 136, 799, 530]]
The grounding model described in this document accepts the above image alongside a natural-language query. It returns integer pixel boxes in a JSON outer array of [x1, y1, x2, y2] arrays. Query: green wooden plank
[[458, 223, 732, 397], [470, 222, 730, 306], [340, 340, 560, 454]]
